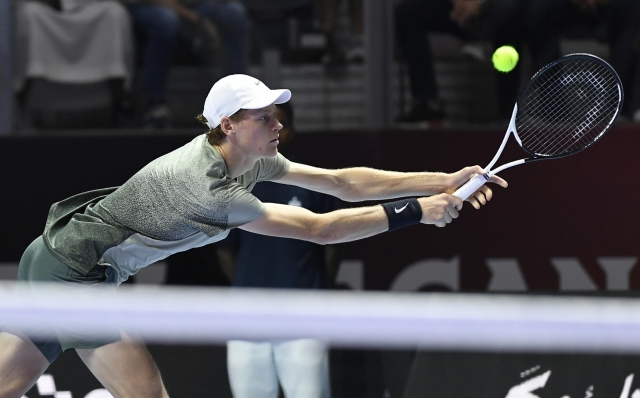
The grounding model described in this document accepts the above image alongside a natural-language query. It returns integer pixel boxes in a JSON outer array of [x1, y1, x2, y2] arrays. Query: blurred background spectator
[[5, 0, 640, 133], [567, 0, 639, 120], [124, 0, 249, 129], [318, 0, 363, 76], [13, 0, 134, 128], [394, 0, 640, 127], [491, 0, 640, 121], [241, 1, 329, 66]]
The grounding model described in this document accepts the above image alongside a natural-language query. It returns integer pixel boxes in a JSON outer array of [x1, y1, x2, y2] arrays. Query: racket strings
[[516, 58, 620, 156], [523, 62, 611, 136], [532, 68, 618, 153], [520, 62, 618, 154], [535, 87, 617, 155], [525, 74, 617, 154], [521, 62, 617, 153]]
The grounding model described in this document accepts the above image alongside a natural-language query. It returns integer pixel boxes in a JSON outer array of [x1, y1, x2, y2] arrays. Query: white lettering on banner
[[36, 375, 57, 395], [84, 390, 114, 398], [336, 256, 637, 291], [520, 365, 540, 378], [614, 374, 640, 398], [26, 374, 113, 398], [505, 370, 551, 398], [551, 258, 599, 290], [585, 385, 594, 398], [598, 257, 637, 290], [505, 371, 640, 398], [620, 374, 634, 398], [390, 257, 459, 291], [619, 374, 640, 398], [552, 257, 637, 291], [487, 258, 528, 291]]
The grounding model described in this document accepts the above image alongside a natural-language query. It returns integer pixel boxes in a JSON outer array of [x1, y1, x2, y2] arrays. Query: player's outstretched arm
[[277, 163, 507, 205], [239, 194, 463, 245]]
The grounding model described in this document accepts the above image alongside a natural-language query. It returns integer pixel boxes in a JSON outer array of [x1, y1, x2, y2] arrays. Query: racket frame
[[453, 53, 623, 200]]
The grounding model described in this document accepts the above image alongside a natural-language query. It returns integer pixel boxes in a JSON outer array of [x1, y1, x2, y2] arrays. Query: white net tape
[[1, 282, 639, 353]]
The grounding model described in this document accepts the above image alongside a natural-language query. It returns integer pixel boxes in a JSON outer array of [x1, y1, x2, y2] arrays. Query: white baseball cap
[[202, 74, 292, 129]]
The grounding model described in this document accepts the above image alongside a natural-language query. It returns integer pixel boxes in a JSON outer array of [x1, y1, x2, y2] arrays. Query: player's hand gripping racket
[[453, 53, 623, 200]]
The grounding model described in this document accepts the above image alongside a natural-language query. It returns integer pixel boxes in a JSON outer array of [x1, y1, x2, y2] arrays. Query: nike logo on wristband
[[394, 203, 409, 213]]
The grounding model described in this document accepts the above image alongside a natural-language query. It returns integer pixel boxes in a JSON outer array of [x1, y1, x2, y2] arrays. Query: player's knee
[[0, 333, 49, 398]]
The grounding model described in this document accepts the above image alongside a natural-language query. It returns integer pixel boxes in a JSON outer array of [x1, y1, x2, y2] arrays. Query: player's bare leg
[[0, 331, 50, 398], [76, 331, 169, 398]]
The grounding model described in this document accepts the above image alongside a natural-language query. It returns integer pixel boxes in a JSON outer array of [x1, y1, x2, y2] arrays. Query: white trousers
[[227, 339, 331, 398]]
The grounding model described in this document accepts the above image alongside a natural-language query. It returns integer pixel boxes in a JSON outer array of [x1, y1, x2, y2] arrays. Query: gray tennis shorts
[[10, 236, 120, 363]]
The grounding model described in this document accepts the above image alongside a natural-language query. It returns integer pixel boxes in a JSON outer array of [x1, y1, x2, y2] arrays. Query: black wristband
[[381, 198, 422, 232]]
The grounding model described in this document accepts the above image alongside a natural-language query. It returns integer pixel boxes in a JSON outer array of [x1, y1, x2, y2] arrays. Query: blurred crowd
[[13, 0, 362, 129], [394, 0, 640, 126], [10, 0, 640, 130]]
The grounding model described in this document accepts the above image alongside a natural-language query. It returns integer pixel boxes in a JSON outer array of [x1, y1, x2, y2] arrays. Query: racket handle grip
[[452, 174, 489, 201]]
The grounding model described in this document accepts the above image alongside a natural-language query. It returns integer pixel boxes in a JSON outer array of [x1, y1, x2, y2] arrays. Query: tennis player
[[0, 74, 507, 398]]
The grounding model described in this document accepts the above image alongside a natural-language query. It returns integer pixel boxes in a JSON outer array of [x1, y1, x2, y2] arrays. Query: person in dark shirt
[[218, 102, 338, 398]]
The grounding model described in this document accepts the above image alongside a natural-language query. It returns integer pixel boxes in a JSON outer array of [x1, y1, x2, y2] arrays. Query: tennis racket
[[453, 53, 624, 200]]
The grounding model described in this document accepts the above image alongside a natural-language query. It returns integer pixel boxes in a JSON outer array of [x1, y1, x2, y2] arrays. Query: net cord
[[1, 282, 640, 353]]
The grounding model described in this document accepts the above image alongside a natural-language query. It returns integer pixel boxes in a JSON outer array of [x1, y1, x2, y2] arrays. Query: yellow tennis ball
[[492, 46, 519, 73]]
